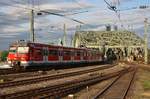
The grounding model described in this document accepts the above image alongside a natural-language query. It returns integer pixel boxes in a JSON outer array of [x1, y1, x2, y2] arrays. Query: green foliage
[[142, 80, 150, 90], [148, 49, 150, 63], [0, 50, 9, 61], [139, 69, 150, 91]]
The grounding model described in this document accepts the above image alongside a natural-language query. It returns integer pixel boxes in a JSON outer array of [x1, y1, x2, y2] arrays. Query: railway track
[[0, 61, 109, 75], [92, 67, 137, 99], [0, 64, 115, 80], [0, 67, 47, 75], [0, 68, 15, 75], [0, 67, 132, 99], [0, 64, 113, 88], [0, 62, 111, 75]]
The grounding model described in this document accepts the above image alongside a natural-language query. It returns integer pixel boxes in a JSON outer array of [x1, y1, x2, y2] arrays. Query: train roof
[[29, 42, 97, 51], [10, 40, 99, 51]]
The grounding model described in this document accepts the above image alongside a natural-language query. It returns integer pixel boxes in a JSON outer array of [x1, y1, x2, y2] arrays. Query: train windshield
[[17, 47, 29, 54], [9, 47, 17, 53]]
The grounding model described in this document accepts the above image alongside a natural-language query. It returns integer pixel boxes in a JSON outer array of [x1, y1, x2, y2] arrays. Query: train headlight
[[21, 57, 25, 60]]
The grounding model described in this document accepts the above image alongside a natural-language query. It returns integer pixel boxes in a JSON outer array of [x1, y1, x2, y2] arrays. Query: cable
[[0, 1, 84, 24], [39, 10, 84, 24], [10, 0, 25, 4], [0, 1, 28, 9], [103, 0, 124, 28], [37, 0, 40, 10], [104, 0, 117, 12], [73, 0, 84, 8], [63, 10, 88, 16], [11, 0, 88, 16]]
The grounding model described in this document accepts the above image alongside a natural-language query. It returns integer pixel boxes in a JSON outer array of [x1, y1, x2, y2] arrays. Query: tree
[[1, 50, 9, 61], [0, 51, 2, 61]]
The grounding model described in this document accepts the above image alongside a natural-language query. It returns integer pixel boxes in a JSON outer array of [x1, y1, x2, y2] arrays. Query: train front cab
[[7, 46, 30, 69]]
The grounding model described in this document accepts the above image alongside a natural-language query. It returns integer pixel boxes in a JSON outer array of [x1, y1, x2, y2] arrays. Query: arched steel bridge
[[73, 30, 144, 49]]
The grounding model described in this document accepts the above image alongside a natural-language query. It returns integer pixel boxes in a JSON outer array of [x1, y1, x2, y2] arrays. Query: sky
[[0, 0, 150, 50]]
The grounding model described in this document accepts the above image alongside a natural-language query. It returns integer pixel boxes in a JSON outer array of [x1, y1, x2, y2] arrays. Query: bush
[[143, 80, 150, 90], [1, 50, 9, 61]]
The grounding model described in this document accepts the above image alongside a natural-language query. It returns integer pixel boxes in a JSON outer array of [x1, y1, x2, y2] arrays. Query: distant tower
[[63, 24, 67, 46], [106, 24, 111, 31], [114, 25, 118, 31]]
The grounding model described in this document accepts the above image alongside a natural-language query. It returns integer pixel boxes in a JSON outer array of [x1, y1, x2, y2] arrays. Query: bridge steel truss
[[73, 30, 145, 60]]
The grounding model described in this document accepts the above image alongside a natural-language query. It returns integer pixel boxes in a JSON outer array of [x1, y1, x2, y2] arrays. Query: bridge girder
[[73, 30, 144, 49]]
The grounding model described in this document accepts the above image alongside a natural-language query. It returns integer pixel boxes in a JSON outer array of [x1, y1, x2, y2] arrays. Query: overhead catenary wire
[[3, 0, 150, 30], [103, 0, 125, 28], [104, 0, 117, 12], [37, 0, 40, 10], [104, 0, 149, 28], [0, 0, 85, 36], [73, 0, 87, 8], [1, 0, 101, 36], [0, 1, 84, 24]]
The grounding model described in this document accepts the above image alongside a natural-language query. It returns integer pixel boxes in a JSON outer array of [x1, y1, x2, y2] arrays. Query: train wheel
[[13, 61, 25, 72], [13, 65, 20, 71]]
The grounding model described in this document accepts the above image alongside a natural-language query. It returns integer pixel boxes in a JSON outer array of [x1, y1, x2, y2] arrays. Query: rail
[[0, 67, 132, 99], [92, 67, 136, 99], [0, 65, 113, 88]]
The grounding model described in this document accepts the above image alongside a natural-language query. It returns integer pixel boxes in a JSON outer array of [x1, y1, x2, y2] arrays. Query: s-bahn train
[[7, 40, 103, 69]]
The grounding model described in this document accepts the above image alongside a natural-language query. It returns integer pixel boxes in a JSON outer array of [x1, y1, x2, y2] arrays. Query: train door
[[71, 49, 74, 62], [80, 50, 83, 61], [43, 47, 48, 62], [59, 48, 63, 62]]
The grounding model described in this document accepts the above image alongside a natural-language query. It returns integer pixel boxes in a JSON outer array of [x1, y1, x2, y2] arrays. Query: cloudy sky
[[0, 0, 150, 50]]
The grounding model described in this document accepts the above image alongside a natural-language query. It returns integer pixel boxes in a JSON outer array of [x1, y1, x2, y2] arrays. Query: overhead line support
[[30, 9, 35, 42], [144, 18, 148, 64]]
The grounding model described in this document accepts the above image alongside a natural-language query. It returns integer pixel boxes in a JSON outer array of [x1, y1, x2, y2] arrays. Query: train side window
[[36, 49, 42, 55], [63, 51, 71, 56], [29, 49, 33, 53], [46, 50, 48, 55], [71, 51, 74, 56], [77, 51, 80, 56], [84, 51, 87, 56], [93, 51, 96, 56], [49, 50, 58, 56], [42, 49, 48, 56], [88, 51, 91, 56], [80, 51, 83, 56], [59, 51, 62, 56]]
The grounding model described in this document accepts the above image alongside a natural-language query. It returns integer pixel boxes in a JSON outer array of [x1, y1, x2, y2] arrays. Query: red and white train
[[7, 40, 103, 69]]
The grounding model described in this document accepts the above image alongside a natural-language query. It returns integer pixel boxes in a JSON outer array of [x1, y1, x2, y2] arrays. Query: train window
[[80, 52, 83, 56], [42, 49, 48, 56], [77, 51, 81, 56], [17, 47, 29, 54], [49, 50, 58, 56], [59, 51, 62, 56], [29, 49, 33, 53], [71, 51, 74, 56], [84, 51, 87, 56], [36, 49, 42, 55], [63, 51, 71, 56], [9, 47, 16, 53], [93, 51, 96, 56], [88, 51, 91, 56]]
